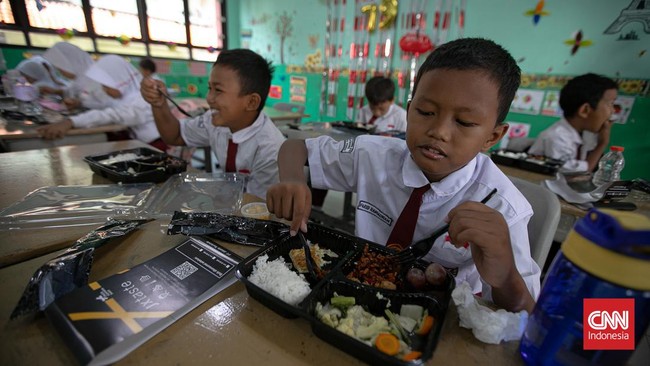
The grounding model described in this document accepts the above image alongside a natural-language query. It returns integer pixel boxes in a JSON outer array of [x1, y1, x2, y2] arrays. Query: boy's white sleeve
[[70, 105, 148, 128], [306, 135, 359, 192], [530, 135, 588, 172], [78, 86, 115, 110], [179, 111, 212, 148], [246, 141, 283, 199], [394, 106, 407, 132]]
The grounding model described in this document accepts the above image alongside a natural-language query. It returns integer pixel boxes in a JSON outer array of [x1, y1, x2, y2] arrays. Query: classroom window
[[188, 0, 223, 48], [0, 0, 15, 24], [90, 0, 141, 38], [26, 0, 87, 32], [1, 0, 225, 60], [146, 0, 187, 44]]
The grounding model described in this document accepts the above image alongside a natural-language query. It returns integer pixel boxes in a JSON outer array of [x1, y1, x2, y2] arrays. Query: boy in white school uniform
[[356, 76, 407, 133], [267, 38, 540, 313], [528, 73, 618, 172], [140, 49, 285, 199]]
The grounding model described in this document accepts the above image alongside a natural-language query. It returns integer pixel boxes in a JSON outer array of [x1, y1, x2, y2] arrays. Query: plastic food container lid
[[240, 202, 270, 220]]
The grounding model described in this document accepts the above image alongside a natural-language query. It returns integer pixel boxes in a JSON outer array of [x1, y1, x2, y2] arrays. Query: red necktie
[[367, 115, 377, 125], [225, 139, 238, 173], [576, 143, 582, 160], [386, 185, 430, 249]]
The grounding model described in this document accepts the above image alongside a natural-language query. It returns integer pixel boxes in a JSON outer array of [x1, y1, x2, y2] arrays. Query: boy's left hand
[[37, 119, 73, 140], [446, 201, 516, 289]]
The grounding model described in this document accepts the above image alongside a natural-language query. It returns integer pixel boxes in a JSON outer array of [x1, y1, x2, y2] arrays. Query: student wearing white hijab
[[42, 42, 114, 110], [37, 54, 167, 150], [15, 56, 66, 92]]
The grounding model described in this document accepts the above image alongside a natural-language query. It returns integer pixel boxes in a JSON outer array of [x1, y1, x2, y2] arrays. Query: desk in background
[[497, 163, 650, 242], [0, 140, 152, 268], [0, 109, 128, 152]]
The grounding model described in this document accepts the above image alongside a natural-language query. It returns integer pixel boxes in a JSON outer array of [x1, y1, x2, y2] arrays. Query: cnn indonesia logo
[[583, 298, 635, 350]]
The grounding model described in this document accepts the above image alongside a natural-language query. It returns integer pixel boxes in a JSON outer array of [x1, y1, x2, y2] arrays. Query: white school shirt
[[356, 104, 407, 133], [70, 96, 160, 143], [306, 135, 541, 300], [180, 110, 286, 199], [528, 118, 588, 172], [71, 55, 161, 144]]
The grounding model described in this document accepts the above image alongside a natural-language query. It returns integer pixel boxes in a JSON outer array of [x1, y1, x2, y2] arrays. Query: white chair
[[508, 176, 561, 268], [273, 102, 305, 125]]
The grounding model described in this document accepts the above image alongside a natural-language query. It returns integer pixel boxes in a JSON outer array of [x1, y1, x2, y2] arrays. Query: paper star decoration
[[564, 30, 592, 56], [524, 0, 549, 25]]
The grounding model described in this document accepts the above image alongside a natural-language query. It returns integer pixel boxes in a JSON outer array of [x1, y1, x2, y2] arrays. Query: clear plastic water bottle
[[592, 146, 625, 186], [520, 209, 650, 366]]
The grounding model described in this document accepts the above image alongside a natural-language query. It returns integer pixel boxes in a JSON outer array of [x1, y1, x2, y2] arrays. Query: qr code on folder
[[171, 261, 198, 280]]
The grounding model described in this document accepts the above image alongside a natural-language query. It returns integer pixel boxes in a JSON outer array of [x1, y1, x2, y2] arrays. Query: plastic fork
[[390, 188, 498, 265], [297, 231, 319, 280]]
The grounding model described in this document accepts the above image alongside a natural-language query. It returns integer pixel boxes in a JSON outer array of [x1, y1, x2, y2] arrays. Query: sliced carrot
[[375, 333, 400, 356], [416, 315, 435, 336], [403, 351, 422, 361]]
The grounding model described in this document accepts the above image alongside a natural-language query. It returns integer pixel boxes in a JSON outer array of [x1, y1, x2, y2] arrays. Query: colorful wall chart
[[510, 89, 545, 115]]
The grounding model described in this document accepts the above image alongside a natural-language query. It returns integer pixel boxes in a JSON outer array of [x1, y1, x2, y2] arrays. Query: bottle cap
[[610, 146, 624, 152]]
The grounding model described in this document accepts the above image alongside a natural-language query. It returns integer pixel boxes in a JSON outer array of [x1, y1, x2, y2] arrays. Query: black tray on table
[[235, 222, 455, 365], [490, 149, 564, 175], [84, 147, 187, 183]]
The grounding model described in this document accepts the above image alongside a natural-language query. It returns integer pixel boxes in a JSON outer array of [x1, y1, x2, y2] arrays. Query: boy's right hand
[[140, 78, 167, 108], [266, 182, 311, 236], [63, 98, 81, 111], [597, 119, 614, 144]]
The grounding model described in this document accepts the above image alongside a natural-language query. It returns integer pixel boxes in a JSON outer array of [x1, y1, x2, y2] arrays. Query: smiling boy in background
[[140, 49, 285, 199]]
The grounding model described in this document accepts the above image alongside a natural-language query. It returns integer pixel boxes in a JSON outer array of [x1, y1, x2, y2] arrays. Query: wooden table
[[0, 140, 153, 268], [497, 164, 650, 218], [0, 109, 127, 152], [0, 140, 524, 365]]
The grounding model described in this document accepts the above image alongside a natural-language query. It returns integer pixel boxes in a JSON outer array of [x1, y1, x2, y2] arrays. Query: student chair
[[508, 176, 561, 269], [273, 102, 305, 125]]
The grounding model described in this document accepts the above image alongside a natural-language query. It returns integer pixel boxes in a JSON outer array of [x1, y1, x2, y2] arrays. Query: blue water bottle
[[520, 209, 650, 365]]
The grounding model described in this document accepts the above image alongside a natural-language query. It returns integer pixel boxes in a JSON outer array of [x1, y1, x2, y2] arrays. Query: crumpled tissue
[[451, 281, 528, 344]]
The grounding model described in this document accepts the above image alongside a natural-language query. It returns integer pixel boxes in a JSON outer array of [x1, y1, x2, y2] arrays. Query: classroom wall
[[233, 0, 649, 180], [1, 1, 648, 179]]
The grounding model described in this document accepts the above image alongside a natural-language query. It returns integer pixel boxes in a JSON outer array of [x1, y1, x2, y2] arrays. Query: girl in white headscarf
[[42, 42, 114, 110], [37, 54, 166, 150], [15, 56, 66, 92]]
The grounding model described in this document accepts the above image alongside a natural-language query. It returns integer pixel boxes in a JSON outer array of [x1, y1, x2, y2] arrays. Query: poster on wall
[[500, 122, 532, 149], [241, 29, 252, 49], [541, 90, 562, 117], [510, 89, 545, 115], [153, 60, 170, 74], [613, 96, 635, 124], [289, 76, 307, 103], [269, 85, 282, 99], [189, 62, 207, 76]]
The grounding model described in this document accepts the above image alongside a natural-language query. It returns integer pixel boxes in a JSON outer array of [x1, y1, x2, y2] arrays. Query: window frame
[[1, 0, 228, 61]]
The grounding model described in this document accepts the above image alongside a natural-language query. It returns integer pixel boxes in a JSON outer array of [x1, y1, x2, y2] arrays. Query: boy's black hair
[[139, 58, 156, 73], [559, 73, 618, 119], [214, 49, 274, 112], [411, 38, 521, 124], [365, 76, 396, 105]]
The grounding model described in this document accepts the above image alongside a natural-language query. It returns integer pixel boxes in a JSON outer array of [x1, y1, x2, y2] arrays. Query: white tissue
[[451, 281, 528, 344]]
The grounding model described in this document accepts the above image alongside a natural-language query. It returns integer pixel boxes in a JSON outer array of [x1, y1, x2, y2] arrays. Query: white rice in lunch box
[[248, 254, 311, 306]]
